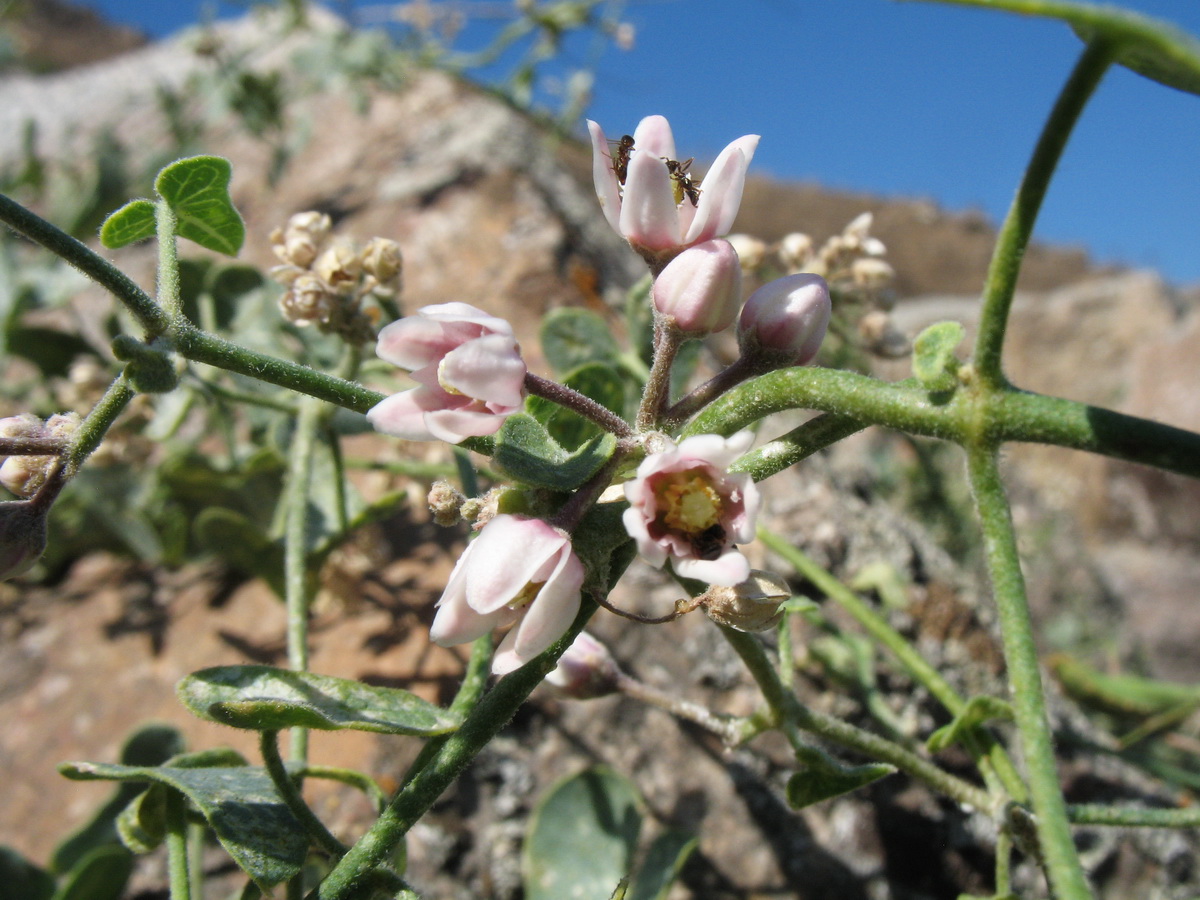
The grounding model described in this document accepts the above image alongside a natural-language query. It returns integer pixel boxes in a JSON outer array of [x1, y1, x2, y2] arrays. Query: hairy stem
[[260, 730, 347, 859], [968, 446, 1091, 899], [973, 40, 1114, 389], [524, 372, 634, 437]]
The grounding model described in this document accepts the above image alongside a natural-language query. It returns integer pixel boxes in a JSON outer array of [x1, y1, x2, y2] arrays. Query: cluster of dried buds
[[269, 211, 403, 345]]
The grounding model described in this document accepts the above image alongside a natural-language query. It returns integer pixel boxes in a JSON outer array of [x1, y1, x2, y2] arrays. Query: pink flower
[[622, 432, 760, 586], [545, 631, 621, 699], [588, 116, 759, 255], [737, 273, 831, 369], [367, 303, 526, 444], [653, 239, 743, 336], [430, 515, 585, 675]]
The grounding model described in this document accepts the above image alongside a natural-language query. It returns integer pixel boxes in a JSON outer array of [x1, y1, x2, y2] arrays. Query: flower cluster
[[365, 115, 832, 676], [269, 211, 402, 345], [0, 413, 77, 499]]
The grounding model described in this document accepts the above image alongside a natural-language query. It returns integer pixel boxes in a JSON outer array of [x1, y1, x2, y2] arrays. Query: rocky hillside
[[2, 7, 1199, 899]]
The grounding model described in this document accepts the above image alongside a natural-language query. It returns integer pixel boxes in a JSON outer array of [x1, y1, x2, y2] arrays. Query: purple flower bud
[[736, 273, 831, 368], [545, 631, 622, 699], [0, 500, 48, 580], [652, 239, 742, 336]]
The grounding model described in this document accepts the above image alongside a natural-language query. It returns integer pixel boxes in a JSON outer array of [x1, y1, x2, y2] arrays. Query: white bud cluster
[[269, 211, 404, 344], [0, 412, 79, 498]]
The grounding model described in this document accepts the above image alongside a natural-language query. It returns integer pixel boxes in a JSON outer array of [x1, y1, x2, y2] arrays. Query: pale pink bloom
[[653, 239, 743, 336], [545, 631, 621, 699], [622, 432, 760, 586], [588, 116, 759, 253], [737, 273, 831, 368], [367, 302, 526, 444], [430, 515, 585, 675]]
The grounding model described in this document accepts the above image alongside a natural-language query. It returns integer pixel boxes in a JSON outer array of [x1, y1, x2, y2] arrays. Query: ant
[[608, 134, 635, 185], [689, 522, 727, 561], [663, 157, 702, 207]]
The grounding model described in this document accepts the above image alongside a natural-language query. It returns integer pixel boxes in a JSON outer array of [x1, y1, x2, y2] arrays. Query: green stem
[[285, 393, 324, 764], [1066, 804, 1200, 828], [0, 192, 169, 335], [64, 377, 137, 474], [165, 790, 193, 900], [967, 447, 1091, 899], [302, 766, 388, 814], [155, 201, 182, 329], [973, 41, 1114, 389], [313, 601, 599, 900], [720, 626, 992, 813], [260, 730, 347, 858], [637, 317, 684, 430], [758, 528, 1027, 805]]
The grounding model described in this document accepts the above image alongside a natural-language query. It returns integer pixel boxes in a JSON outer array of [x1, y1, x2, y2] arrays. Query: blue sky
[[88, 0, 1200, 285]]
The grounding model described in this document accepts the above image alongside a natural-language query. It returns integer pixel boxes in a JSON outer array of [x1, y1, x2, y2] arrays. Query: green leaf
[[785, 760, 895, 810], [177, 665, 461, 735], [116, 786, 167, 854], [911, 320, 964, 392], [6, 326, 98, 379], [51, 724, 185, 874], [493, 413, 617, 491], [194, 508, 286, 597], [0, 846, 55, 900], [529, 362, 630, 450], [154, 156, 245, 256], [50, 845, 132, 900], [627, 829, 698, 900], [913, 0, 1200, 97], [927, 696, 1017, 753], [524, 768, 642, 900], [98, 199, 156, 249], [58, 760, 306, 890], [541, 308, 621, 375]]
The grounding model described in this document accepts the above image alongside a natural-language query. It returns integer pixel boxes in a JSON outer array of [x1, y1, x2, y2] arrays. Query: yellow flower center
[[508, 580, 545, 610], [437, 357, 465, 396], [657, 473, 722, 534]]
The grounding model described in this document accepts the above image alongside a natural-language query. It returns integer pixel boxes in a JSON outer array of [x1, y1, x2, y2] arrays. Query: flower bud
[[652, 239, 742, 336], [737, 273, 831, 368], [271, 211, 331, 267], [851, 257, 895, 290], [725, 233, 768, 271], [777, 232, 814, 271], [312, 240, 362, 294], [701, 569, 791, 632], [427, 479, 466, 527], [545, 631, 622, 699], [361, 237, 403, 287], [0, 500, 48, 580], [279, 273, 335, 326]]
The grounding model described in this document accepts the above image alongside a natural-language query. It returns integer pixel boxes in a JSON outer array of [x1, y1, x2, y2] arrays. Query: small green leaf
[[627, 829, 698, 900], [116, 787, 167, 854], [912, 0, 1200, 97], [541, 308, 621, 375], [524, 768, 642, 900], [927, 695, 1016, 753], [785, 760, 895, 810], [0, 846, 55, 900], [154, 156, 245, 256], [493, 413, 617, 491], [194, 508, 286, 597], [58, 760, 306, 890], [177, 665, 461, 735], [911, 320, 964, 392], [99, 199, 156, 249], [50, 845, 133, 900], [529, 362, 630, 450]]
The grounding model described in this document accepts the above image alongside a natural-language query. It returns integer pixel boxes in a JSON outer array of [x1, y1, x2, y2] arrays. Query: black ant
[[663, 157, 702, 207], [689, 522, 727, 561], [607, 134, 635, 185]]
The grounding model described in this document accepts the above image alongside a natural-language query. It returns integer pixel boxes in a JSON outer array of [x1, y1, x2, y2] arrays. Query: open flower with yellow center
[[429, 514, 584, 675], [622, 432, 760, 586]]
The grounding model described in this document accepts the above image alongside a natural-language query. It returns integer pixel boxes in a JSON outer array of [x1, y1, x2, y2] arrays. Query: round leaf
[[785, 761, 895, 810], [154, 156, 245, 256], [524, 768, 643, 900], [98, 199, 156, 249], [541, 308, 621, 375], [177, 665, 461, 735], [493, 413, 617, 491], [912, 321, 964, 392]]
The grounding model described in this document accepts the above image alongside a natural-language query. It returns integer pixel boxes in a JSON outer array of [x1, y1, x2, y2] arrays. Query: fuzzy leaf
[[493, 413, 617, 491], [0, 846, 55, 900], [911, 321, 964, 392], [785, 761, 895, 810], [50, 845, 133, 900], [154, 156, 245, 256], [927, 695, 1016, 752], [98, 199, 156, 249], [627, 829, 698, 900], [58, 760, 305, 890], [524, 768, 642, 900], [178, 665, 460, 735], [541, 308, 621, 375]]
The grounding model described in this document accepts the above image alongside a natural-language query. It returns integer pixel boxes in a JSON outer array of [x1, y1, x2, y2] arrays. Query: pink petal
[[619, 149, 682, 250], [674, 549, 751, 587], [438, 334, 526, 406], [683, 135, 759, 244], [430, 591, 508, 646], [622, 506, 668, 568], [504, 553, 584, 668], [375, 315, 475, 371], [632, 115, 677, 160], [419, 302, 514, 338], [463, 517, 569, 614], [587, 120, 622, 233], [422, 405, 513, 444], [367, 387, 446, 441]]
